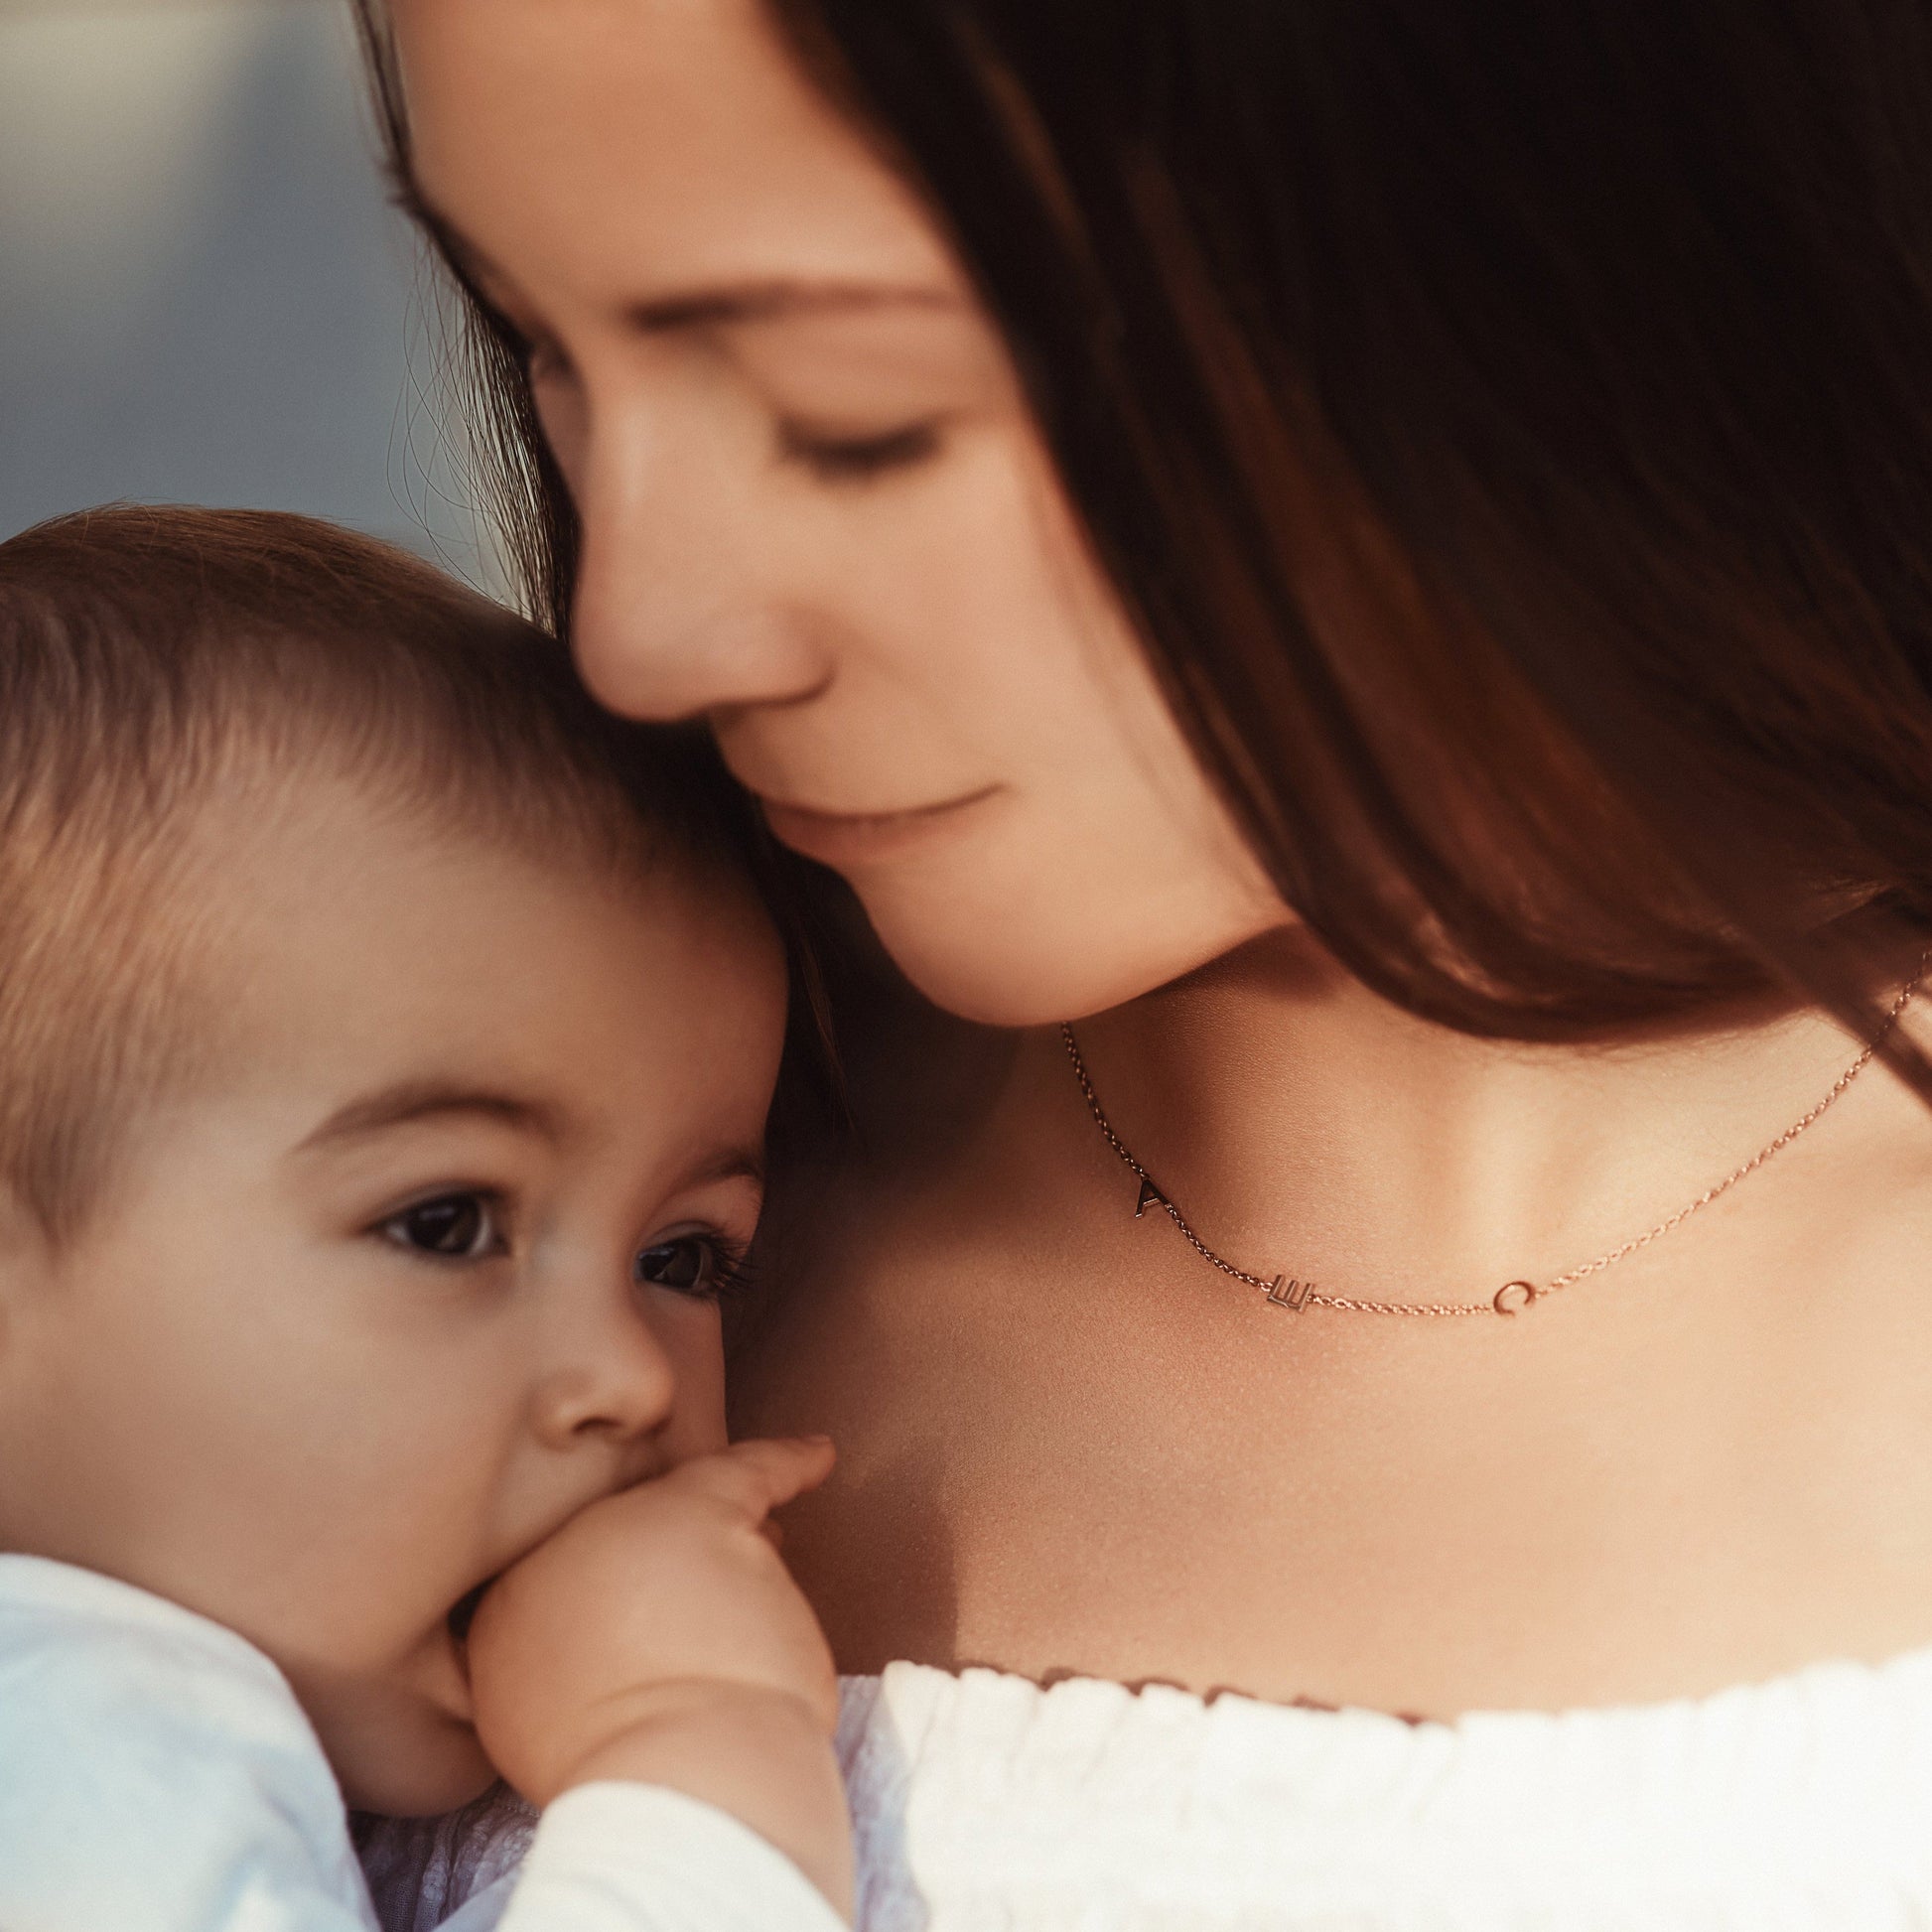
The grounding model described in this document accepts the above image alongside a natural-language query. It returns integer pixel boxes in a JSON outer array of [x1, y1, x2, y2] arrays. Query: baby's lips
[[448, 1578, 491, 1649], [413, 1607, 482, 1725], [440, 1573, 502, 1702]]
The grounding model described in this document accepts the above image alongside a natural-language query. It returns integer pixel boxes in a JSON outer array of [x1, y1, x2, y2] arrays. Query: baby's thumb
[[677, 1434, 836, 1520]]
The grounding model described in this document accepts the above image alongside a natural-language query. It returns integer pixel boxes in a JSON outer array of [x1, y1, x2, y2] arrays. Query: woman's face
[[395, 0, 1285, 1025]]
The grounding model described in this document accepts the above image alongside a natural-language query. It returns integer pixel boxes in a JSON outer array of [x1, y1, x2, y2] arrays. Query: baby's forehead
[[127, 776, 783, 1194], [192, 759, 777, 1037], [0, 504, 765, 1245]]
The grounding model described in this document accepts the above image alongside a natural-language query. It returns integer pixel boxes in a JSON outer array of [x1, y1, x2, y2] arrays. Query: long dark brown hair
[[357, 1, 1932, 1061]]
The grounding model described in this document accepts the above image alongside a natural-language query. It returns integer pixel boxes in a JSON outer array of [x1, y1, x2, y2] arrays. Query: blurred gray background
[[0, 0, 498, 589]]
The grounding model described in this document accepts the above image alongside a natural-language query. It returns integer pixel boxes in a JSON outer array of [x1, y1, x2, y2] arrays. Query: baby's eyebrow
[[295, 1081, 564, 1155], [686, 1145, 766, 1189]]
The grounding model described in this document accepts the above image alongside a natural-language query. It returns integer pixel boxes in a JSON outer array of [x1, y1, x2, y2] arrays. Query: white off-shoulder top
[[837, 1656, 1932, 1928], [378, 1649, 1932, 1931]]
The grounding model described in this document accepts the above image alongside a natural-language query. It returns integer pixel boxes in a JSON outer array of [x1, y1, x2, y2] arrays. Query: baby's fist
[[467, 1436, 839, 1807]]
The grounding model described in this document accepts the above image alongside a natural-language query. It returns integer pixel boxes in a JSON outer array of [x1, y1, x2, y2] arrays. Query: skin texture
[[394, 0, 1932, 1720], [0, 773, 794, 1814]]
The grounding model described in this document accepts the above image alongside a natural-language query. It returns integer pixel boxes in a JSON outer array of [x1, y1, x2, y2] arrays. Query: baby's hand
[[467, 1437, 850, 1915]]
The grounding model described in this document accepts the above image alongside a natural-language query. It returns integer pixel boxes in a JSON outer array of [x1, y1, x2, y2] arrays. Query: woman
[[360, 1, 1932, 1921]]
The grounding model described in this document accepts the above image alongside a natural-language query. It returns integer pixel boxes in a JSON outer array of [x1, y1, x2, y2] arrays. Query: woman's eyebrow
[[626, 281, 959, 334], [398, 188, 956, 335]]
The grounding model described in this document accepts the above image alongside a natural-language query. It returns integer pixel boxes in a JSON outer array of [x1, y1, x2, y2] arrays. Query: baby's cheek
[[664, 1305, 730, 1460], [287, 1638, 496, 1816], [324, 1688, 496, 1817]]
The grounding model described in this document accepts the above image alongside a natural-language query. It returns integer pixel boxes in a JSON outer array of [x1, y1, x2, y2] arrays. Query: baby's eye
[[380, 1192, 503, 1262], [633, 1233, 751, 1300]]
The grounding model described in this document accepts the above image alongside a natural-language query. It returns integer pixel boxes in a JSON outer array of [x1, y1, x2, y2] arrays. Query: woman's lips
[[759, 785, 1000, 867]]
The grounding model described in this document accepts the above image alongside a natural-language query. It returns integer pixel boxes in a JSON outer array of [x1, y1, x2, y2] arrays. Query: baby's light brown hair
[[0, 503, 747, 1244]]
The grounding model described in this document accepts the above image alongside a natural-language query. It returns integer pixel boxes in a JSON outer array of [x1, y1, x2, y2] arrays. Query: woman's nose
[[566, 401, 832, 723], [527, 1289, 678, 1451]]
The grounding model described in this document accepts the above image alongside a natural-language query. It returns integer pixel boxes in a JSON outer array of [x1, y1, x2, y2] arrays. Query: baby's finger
[[672, 1436, 836, 1520]]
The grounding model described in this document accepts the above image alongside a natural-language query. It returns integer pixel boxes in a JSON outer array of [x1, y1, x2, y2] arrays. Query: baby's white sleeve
[[454, 1786, 846, 1932], [0, 1558, 845, 1932], [0, 1555, 378, 1932]]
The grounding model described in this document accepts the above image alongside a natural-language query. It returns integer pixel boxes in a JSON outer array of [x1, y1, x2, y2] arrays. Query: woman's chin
[[856, 875, 1291, 1029]]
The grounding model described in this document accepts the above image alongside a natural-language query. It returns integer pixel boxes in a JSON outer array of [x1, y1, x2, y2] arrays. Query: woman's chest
[[737, 1175, 1932, 1720]]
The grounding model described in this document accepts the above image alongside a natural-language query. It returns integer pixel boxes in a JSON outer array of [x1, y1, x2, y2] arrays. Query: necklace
[[1061, 966, 1926, 1318]]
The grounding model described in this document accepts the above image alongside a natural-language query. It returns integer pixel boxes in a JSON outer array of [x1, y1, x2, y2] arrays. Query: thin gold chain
[[1061, 964, 1926, 1319]]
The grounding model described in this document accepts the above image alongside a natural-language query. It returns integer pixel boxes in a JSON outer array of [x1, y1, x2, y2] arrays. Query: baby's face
[[0, 779, 787, 1812]]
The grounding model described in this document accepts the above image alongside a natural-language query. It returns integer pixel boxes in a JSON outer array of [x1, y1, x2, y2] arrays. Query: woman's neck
[[755, 923, 1932, 1711], [1072, 926, 1900, 1307]]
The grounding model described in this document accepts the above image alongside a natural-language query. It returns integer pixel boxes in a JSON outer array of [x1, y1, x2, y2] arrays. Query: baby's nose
[[527, 1295, 678, 1450]]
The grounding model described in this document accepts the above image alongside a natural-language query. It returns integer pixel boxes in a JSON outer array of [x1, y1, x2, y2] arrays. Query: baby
[[0, 507, 851, 1930]]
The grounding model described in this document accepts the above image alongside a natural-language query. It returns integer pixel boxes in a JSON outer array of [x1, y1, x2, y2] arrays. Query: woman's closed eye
[[634, 1230, 757, 1300], [778, 417, 944, 483], [378, 1190, 508, 1264]]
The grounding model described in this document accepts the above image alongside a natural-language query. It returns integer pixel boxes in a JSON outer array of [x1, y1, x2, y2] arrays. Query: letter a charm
[[1134, 1175, 1169, 1218]]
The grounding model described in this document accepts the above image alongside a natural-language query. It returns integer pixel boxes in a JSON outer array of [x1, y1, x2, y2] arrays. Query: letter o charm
[[1493, 1280, 1540, 1316]]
